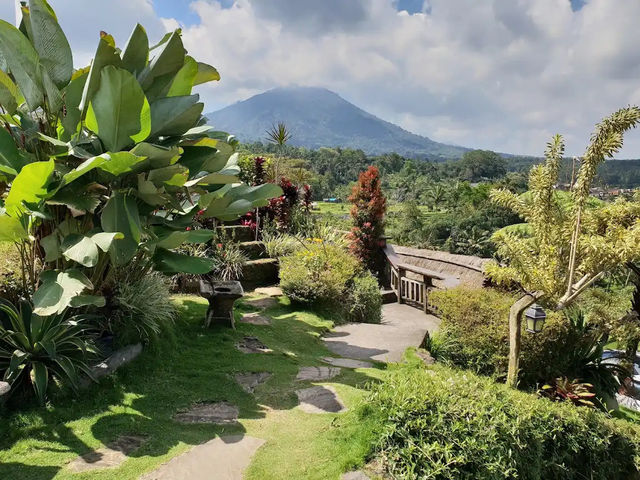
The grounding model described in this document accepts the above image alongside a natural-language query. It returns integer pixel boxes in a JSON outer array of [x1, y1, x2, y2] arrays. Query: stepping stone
[[296, 366, 341, 382], [174, 402, 239, 424], [236, 336, 272, 354], [295, 386, 346, 414], [342, 472, 371, 480], [67, 435, 146, 473], [254, 286, 283, 297], [244, 297, 277, 309], [235, 372, 272, 393], [140, 435, 265, 480], [238, 312, 271, 326], [322, 357, 374, 369], [417, 350, 435, 365], [0, 381, 10, 396]]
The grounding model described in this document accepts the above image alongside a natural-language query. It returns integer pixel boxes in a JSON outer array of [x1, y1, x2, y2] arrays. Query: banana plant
[[0, 1, 282, 314]]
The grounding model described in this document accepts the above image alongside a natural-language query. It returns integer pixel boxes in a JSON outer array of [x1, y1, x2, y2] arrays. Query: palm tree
[[266, 122, 291, 181]]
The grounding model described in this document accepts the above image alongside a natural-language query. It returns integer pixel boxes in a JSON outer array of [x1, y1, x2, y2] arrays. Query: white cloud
[[2, 0, 640, 157]]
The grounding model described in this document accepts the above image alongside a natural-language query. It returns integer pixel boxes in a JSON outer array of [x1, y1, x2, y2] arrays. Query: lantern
[[525, 303, 546, 333]]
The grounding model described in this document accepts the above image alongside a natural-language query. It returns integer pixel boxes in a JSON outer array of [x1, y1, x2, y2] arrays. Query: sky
[[1, 0, 640, 157]]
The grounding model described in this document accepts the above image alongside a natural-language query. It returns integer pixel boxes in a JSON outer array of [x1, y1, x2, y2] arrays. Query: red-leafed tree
[[349, 166, 387, 275]]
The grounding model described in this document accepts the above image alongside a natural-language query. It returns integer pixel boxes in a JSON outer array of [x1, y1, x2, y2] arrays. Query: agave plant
[[0, 1, 282, 314], [0, 299, 97, 404]]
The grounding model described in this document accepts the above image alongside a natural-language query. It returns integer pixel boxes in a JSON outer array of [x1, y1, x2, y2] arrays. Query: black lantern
[[525, 303, 546, 333]]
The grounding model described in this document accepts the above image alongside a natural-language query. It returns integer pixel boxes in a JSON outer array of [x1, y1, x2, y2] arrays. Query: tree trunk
[[506, 293, 540, 388]]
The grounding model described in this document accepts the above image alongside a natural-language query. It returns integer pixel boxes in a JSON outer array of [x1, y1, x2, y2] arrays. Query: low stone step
[[241, 258, 279, 290], [216, 225, 254, 242], [238, 241, 265, 260], [381, 289, 397, 304]]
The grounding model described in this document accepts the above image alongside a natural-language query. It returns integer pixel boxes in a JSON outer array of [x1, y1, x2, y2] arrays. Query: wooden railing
[[383, 243, 444, 314]]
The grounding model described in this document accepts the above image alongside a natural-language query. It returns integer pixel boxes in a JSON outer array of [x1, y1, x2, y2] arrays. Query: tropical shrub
[[348, 166, 386, 274], [0, 299, 97, 404], [262, 232, 301, 258], [0, 2, 281, 317], [107, 271, 176, 346], [361, 362, 640, 480], [539, 377, 597, 408], [208, 242, 247, 281], [347, 273, 382, 323], [280, 242, 361, 307], [428, 287, 624, 398]]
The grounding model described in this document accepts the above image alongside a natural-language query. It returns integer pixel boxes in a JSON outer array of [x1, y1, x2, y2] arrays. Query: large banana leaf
[[0, 19, 44, 109], [0, 128, 22, 176], [166, 55, 198, 97], [79, 33, 122, 115], [4, 160, 55, 217], [193, 62, 220, 85], [149, 95, 203, 137], [0, 69, 22, 115], [139, 31, 185, 92], [100, 193, 142, 265], [32, 269, 93, 316], [0, 215, 28, 243], [121, 24, 149, 75], [26, 0, 73, 89], [57, 69, 88, 141], [85, 66, 151, 151], [152, 248, 214, 274]]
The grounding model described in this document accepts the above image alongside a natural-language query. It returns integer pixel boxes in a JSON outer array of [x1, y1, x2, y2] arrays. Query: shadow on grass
[[0, 294, 383, 480]]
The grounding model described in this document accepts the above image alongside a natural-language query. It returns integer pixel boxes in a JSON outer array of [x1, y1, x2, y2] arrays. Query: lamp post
[[525, 303, 546, 333]]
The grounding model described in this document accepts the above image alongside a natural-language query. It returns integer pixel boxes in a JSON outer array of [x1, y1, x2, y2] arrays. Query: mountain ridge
[[205, 86, 468, 159]]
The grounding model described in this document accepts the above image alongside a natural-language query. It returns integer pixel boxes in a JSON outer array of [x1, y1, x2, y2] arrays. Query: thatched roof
[[391, 245, 489, 289]]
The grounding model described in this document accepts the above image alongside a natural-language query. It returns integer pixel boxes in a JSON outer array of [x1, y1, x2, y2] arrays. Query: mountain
[[205, 86, 468, 159]]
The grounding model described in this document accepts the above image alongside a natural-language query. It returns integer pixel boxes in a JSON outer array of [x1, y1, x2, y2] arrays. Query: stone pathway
[[342, 472, 371, 480], [234, 372, 272, 393], [140, 435, 265, 480], [238, 312, 271, 326], [174, 402, 239, 425], [236, 336, 272, 354], [244, 297, 278, 309], [254, 286, 283, 297], [322, 357, 374, 369], [67, 435, 146, 473], [296, 366, 341, 381], [295, 386, 346, 414], [324, 303, 440, 363]]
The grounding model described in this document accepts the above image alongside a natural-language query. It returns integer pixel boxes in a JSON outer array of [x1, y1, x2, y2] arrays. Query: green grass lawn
[[0, 294, 383, 480]]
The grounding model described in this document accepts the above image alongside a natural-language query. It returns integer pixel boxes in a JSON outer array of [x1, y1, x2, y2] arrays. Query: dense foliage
[[0, 1, 281, 403], [428, 287, 623, 399], [361, 360, 640, 480], [278, 236, 382, 322]]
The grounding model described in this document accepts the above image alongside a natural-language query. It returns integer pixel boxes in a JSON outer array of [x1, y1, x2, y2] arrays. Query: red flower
[[197, 209, 205, 216], [186, 227, 192, 231], [217, 243, 223, 248]]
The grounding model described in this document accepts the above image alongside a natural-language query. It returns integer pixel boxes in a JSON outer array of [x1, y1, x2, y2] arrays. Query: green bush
[[348, 273, 382, 323], [280, 243, 361, 306], [428, 287, 573, 386], [361, 361, 640, 480], [108, 272, 176, 346]]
